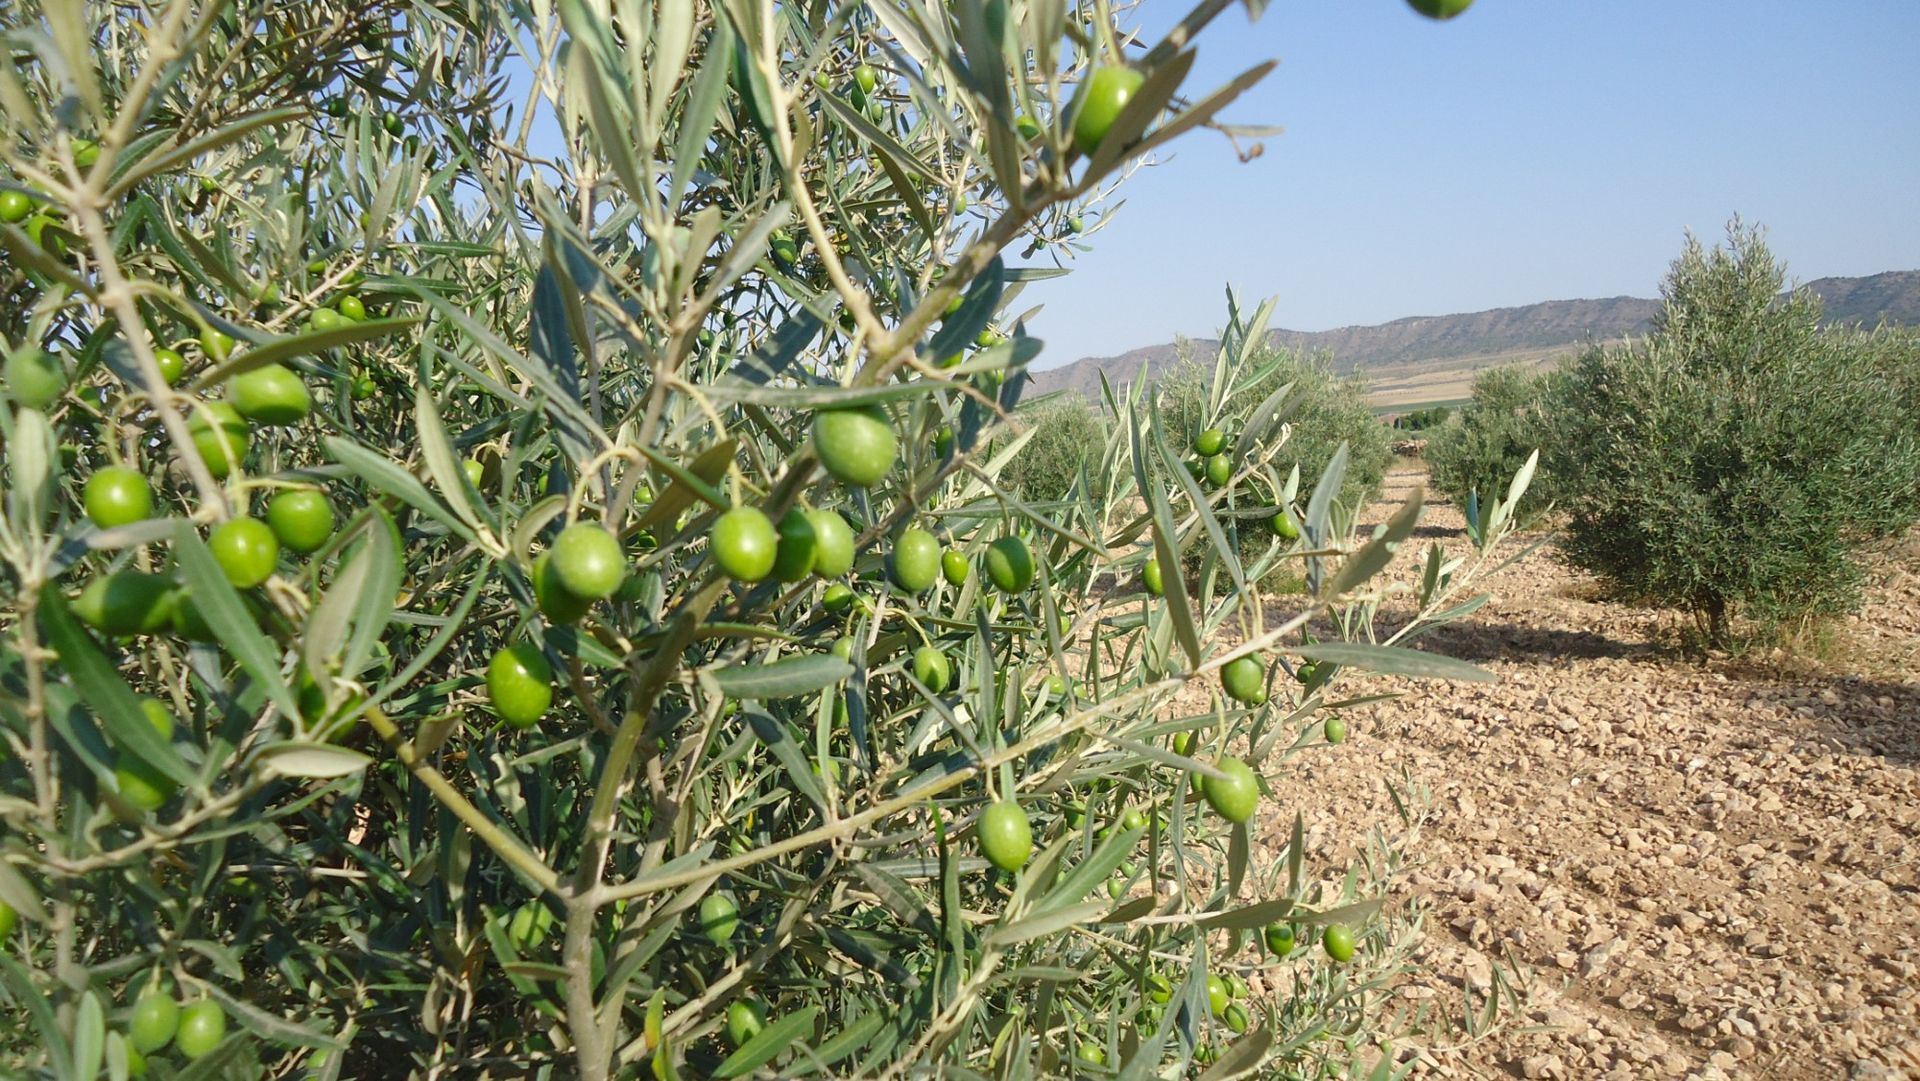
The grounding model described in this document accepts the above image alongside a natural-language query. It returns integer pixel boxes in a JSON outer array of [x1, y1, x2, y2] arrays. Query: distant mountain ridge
[[1030, 269, 1920, 402]]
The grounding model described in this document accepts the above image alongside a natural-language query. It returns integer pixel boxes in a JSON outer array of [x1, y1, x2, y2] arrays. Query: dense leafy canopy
[[0, 0, 1518, 1076]]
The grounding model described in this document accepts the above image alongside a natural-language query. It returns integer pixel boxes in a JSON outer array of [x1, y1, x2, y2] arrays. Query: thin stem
[[563, 893, 610, 1081], [361, 705, 560, 894], [67, 200, 228, 513], [16, 593, 55, 827]]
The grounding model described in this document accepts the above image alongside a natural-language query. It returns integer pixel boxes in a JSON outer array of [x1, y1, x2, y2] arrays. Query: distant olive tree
[[1425, 365, 1554, 515], [997, 396, 1106, 503], [1547, 221, 1920, 645], [1392, 405, 1452, 431], [1864, 326, 1920, 434]]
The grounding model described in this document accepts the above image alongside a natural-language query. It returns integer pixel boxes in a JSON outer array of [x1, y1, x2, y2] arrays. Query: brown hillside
[[1030, 270, 1920, 407]]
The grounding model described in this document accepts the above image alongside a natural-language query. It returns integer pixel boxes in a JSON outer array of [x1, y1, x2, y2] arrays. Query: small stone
[[1522, 1054, 1564, 1079], [1460, 948, 1494, 992]]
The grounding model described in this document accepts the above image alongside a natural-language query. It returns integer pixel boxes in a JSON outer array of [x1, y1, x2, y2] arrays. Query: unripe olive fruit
[[889, 528, 941, 592], [112, 756, 175, 813], [1146, 972, 1173, 1003], [549, 523, 626, 599], [1407, 0, 1473, 19], [711, 506, 779, 583], [812, 405, 897, 488], [532, 551, 593, 625], [229, 363, 312, 425], [186, 402, 251, 479], [83, 466, 153, 529], [726, 999, 766, 1047], [1322, 923, 1357, 962], [1220, 656, 1267, 706], [129, 991, 180, 1054], [1205, 974, 1230, 1016], [1071, 64, 1145, 156], [984, 536, 1035, 593], [199, 329, 236, 362], [487, 643, 553, 729], [5, 348, 65, 409], [941, 549, 969, 586], [912, 646, 951, 693], [699, 892, 738, 946], [771, 509, 818, 583], [174, 1000, 226, 1060], [1264, 922, 1296, 958], [1202, 756, 1260, 824], [151, 347, 186, 386], [208, 518, 280, 588], [806, 509, 856, 577], [73, 572, 174, 635], [507, 901, 555, 951], [977, 800, 1033, 873], [265, 490, 334, 554]]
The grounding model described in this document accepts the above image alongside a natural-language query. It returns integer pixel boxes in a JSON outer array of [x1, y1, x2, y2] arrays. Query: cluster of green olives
[[2, 303, 367, 821], [123, 988, 228, 1072]]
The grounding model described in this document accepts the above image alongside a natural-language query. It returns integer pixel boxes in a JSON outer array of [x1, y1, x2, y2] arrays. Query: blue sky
[[1025, 0, 1920, 366]]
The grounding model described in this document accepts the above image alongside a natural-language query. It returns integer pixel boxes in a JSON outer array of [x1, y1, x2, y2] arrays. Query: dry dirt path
[[1265, 461, 1920, 1081]]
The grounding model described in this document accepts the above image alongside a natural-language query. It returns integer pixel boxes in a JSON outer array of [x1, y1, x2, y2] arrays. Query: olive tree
[[1424, 364, 1554, 516], [1547, 221, 1920, 645], [996, 396, 1106, 504], [0, 0, 1521, 1076]]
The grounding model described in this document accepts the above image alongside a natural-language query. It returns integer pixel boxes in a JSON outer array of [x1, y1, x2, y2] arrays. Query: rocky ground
[[1262, 462, 1920, 1080]]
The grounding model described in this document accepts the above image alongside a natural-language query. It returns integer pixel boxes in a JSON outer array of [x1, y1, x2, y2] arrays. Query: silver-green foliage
[[1547, 220, 1920, 644], [997, 396, 1106, 504], [1424, 364, 1555, 514], [0, 1, 1530, 1078], [1157, 333, 1392, 514], [1151, 297, 1393, 592]]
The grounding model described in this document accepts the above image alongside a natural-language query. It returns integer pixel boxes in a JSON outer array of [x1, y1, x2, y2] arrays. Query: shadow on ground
[[1261, 604, 1655, 666], [1743, 670, 1920, 767], [1403, 618, 1655, 665]]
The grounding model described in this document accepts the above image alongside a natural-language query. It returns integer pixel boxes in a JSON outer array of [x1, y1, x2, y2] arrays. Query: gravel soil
[[1261, 461, 1920, 1080]]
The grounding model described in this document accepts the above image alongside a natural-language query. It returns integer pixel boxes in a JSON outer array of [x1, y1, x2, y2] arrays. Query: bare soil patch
[[1264, 462, 1920, 1080]]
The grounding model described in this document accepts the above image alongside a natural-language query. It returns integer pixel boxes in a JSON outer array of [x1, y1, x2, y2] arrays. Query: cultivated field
[[1269, 462, 1920, 1079], [1363, 350, 1562, 413]]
